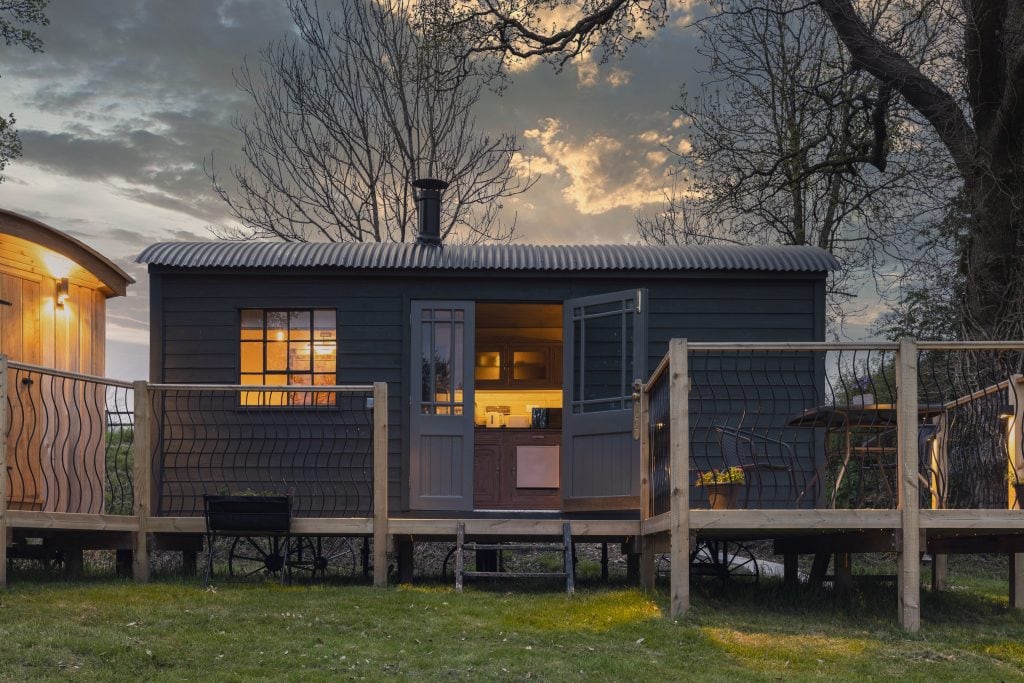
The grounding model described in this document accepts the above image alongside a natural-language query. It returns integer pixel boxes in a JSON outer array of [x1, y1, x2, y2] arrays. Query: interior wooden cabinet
[[474, 302, 563, 390]]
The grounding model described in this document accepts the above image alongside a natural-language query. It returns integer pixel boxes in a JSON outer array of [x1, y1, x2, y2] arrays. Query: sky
[[0, 0, 880, 381]]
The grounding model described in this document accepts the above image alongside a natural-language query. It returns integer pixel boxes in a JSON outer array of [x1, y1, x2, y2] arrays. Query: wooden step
[[463, 543, 564, 552], [464, 571, 568, 579], [455, 521, 575, 595]]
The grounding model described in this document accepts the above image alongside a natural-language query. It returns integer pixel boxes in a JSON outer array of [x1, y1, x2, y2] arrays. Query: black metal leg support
[[203, 533, 215, 588]]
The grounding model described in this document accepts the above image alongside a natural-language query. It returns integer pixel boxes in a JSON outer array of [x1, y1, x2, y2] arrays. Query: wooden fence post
[[897, 338, 920, 632], [1008, 375, 1024, 608], [132, 380, 151, 582], [639, 380, 656, 590], [373, 382, 389, 588], [0, 355, 8, 589], [669, 339, 690, 619]]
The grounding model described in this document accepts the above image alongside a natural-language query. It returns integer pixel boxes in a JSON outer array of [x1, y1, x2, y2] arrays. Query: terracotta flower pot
[[705, 483, 743, 510]]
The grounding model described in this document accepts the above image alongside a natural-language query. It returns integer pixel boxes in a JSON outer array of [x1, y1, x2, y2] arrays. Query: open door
[[562, 289, 646, 511], [409, 301, 475, 511]]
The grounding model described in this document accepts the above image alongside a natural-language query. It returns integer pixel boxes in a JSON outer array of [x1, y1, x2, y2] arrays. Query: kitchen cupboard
[[473, 429, 561, 509], [474, 341, 562, 389]]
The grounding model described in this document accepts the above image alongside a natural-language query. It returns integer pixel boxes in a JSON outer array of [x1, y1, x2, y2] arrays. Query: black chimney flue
[[412, 178, 449, 245]]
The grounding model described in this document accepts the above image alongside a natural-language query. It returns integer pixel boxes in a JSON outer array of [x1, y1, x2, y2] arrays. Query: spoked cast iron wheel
[[227, 536, 289, 579], [227, 536, 358, 580], [289, 537, 358, 580], [690, 540, 759, 585]]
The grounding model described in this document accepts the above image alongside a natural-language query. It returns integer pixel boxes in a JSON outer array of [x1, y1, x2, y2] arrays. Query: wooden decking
[[6, 342, 1024, 635]]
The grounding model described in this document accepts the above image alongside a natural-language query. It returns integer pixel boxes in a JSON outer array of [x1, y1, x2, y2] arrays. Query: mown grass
[[1, 568, 1023, 681]]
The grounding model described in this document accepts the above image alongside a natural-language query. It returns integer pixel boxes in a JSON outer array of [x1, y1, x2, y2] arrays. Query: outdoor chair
[[710, 426, 814, 508], [203, 494, 292, 587]]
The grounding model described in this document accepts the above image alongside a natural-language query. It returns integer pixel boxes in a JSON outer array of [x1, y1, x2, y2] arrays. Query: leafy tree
[[0, 0, 48, 180], [210, 0, 533, 244]]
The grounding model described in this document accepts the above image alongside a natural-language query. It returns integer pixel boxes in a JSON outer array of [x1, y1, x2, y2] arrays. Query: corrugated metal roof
[[137, 241, 838, 273]]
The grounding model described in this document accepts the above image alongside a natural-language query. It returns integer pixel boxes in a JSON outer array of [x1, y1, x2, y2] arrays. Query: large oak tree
[[458, 0, 1023, 339]]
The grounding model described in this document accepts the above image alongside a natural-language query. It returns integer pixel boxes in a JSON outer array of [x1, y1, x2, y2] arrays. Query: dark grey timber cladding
[[154, 273, 404, 512], [150, 266, 826, 514], [687, 350, 824, 509]]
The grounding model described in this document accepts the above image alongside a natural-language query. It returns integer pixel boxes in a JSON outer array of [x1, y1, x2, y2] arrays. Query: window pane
[[264, 374, 288, 406], [241, 309, 263, 341], [314, 310, 336, 341], [452, 321, 463, 406], [314, 349, 336, 371], [266, 341, 287, 371], [289, 342, 311, 371], [289, 373, 311, 406], [289, 311, 310, 340], [266, 311, 288, 340], [434, 320, 452, 403], [475, 351, 501, 381], [313, 373, 336, 405], [421, 321, 432, 403], [241, 309, 263, 329], [581, 300, 626, 317], [573, 319, 582, 403], [582, 312, 624, 402], [513, 350, 547, 381], [240, 342, 263, 373], [240, 374, 264, 406], [313, 341, 336, 373], [624, 310, 634, 388]]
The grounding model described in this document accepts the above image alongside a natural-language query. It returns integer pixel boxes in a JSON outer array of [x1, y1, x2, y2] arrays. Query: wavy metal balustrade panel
[[4, 362, 134, 515]]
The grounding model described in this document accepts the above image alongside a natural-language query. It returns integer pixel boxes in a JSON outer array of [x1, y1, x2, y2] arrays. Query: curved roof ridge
[[137, 240, 839, 274], [1, 208, 134, 296]]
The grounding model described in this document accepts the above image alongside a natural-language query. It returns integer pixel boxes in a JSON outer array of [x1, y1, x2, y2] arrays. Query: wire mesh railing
[[644, 341, 1024, 516], [646, 360, 671, 518], [916, 348, 1024, 510], [148, 384, 376, 518], [4, 361, 135, 515]]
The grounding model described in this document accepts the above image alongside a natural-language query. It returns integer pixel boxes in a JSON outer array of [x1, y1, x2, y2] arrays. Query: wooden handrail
[[7, 360, 134, 389], [643, 351, 670, 391], [148, 383, 374, 392]]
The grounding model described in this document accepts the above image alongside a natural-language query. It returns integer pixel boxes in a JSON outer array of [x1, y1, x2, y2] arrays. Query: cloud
[[573, 52, 634, 89], [520, 117, 676, 215]]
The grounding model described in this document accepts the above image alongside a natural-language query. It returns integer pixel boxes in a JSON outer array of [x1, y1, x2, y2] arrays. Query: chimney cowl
[[412, 178, 449, 246]]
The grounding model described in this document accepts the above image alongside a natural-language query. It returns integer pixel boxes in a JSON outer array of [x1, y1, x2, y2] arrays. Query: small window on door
[[570, 294, 638, 414], [239, 308, 337, 406], [420, 307, 465, 415]]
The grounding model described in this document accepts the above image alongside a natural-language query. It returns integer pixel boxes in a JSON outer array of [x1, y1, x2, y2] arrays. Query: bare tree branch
[[208, 0, 535, 244]]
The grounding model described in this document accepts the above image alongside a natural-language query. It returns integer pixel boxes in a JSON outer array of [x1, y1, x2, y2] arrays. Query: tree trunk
[[962, 166, 1024, 339]]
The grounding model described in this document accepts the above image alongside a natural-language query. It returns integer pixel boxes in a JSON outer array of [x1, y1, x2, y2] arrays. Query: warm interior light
[[56, 277, 69, 307], [41, 251, 75, 279], [999, 404, 1016, 420]]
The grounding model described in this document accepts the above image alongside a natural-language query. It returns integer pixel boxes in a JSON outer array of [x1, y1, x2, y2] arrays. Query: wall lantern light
[[56, 277, 69, 307]]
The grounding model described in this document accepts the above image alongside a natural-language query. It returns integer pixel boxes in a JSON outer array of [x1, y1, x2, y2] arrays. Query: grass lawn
[[1, 569, 1023, 681]]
